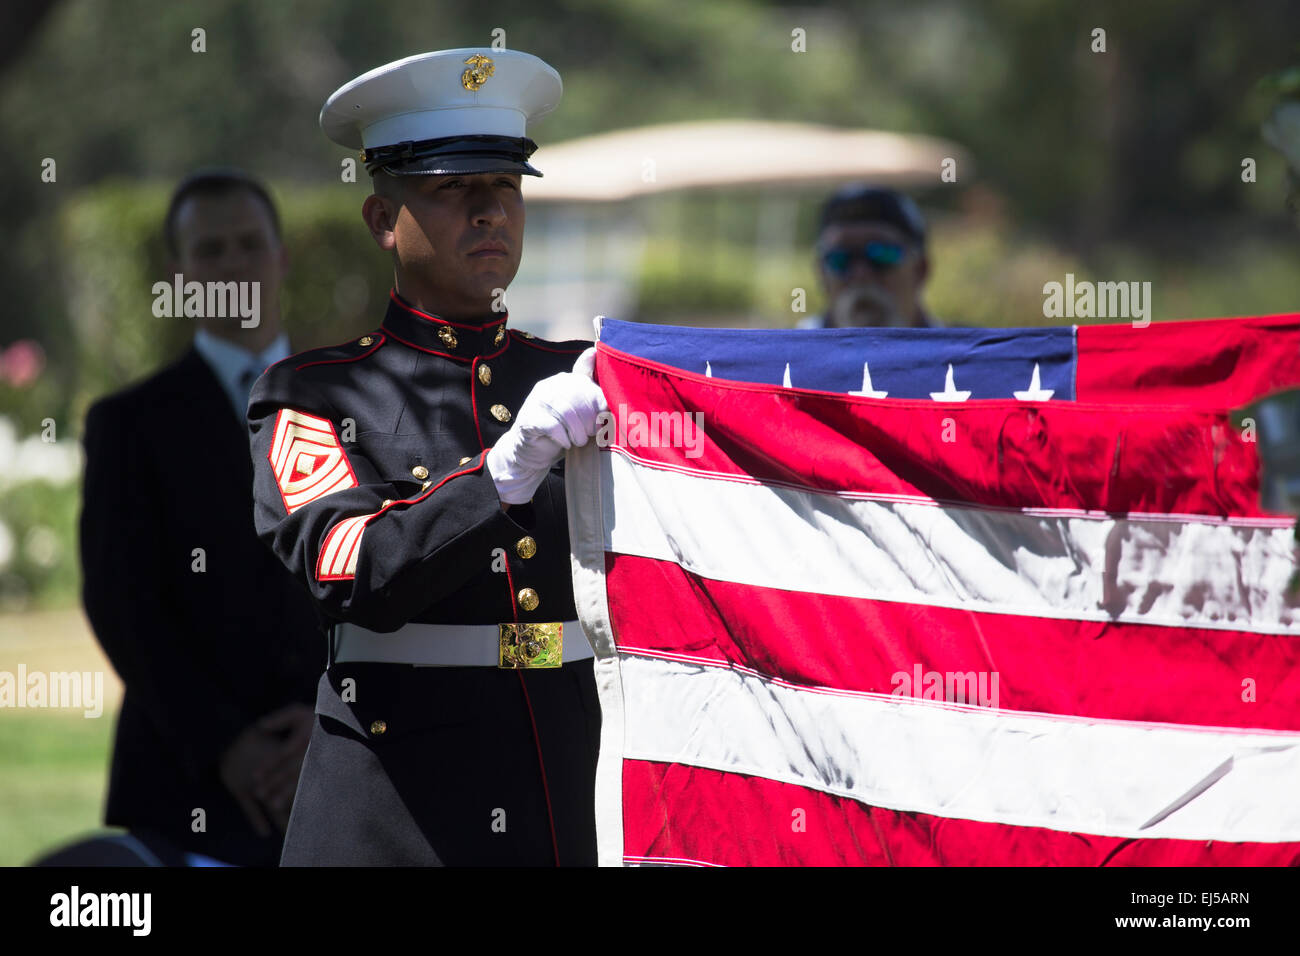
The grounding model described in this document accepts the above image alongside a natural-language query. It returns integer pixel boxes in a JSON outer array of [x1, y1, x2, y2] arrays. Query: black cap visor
[[365, 134, 542, 177]]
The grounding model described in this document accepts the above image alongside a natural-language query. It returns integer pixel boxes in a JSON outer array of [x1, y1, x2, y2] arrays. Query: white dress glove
[[486, 347, 607, 505]]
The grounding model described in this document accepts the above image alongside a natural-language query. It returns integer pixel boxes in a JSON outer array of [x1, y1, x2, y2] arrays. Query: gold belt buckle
[[499, 622, 564, 669]]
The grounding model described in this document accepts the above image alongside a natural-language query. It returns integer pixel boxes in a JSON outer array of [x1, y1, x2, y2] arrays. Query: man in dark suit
[[79, 169, 324, 866]]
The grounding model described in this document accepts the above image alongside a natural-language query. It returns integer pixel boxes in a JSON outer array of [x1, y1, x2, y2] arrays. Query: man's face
[[816, 221, 927, 328], [368, 171, 525, 319], [173, 189, 285, 302]]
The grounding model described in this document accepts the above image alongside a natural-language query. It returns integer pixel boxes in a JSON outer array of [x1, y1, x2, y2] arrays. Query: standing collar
[[380, 290, 510, 361]]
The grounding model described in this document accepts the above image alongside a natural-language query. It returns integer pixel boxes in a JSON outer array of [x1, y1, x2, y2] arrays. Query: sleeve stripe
[[323, 516, 364, 573], [310, 452, 489, 584], [317, 514, 370, 580]]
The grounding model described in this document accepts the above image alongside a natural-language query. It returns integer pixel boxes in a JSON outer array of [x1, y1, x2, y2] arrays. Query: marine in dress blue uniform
[[248, 49, 606, 865]]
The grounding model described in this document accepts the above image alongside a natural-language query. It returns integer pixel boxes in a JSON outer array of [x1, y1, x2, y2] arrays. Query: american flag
[[567, 314, 1300, 866]]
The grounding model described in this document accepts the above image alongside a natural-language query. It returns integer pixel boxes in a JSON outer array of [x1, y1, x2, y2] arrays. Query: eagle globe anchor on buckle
[[498, 623, 564, 669]]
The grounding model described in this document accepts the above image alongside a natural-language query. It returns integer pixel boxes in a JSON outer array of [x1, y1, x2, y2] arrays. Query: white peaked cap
[[320, 48, 563, 177]]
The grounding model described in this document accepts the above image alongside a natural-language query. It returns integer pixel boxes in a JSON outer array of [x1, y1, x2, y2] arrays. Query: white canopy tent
[[508, 120, 969, 338], [523, 120, 967, 202]]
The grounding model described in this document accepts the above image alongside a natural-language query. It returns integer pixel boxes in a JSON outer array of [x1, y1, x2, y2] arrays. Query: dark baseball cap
[[818, 184, 927, 246]]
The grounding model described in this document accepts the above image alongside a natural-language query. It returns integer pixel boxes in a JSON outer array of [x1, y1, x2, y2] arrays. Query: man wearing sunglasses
[[801, 184, 940, 330]]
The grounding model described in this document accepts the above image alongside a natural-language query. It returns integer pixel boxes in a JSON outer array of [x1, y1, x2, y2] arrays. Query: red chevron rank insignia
[[269, 408, 358, 514]]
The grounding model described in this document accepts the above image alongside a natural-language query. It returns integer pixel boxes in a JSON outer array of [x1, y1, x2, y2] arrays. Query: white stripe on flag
[[620, 653, 1300, 843], [567, 443, 627, 867], [600, 450, 1300, 635]]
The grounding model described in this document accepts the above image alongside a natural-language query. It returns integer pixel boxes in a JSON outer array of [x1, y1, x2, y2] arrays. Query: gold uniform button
[[490, 404, 512, 423], [438, 327, 458, 348], [370, 720, 387, 735], [381, 499, 393, 508], [458, 456, 473, 466], [477, 364, 492, 386], [494, 327, 506, 346], [515, 536, 537, 559], [422, 480, 431, 490], [517, 588, 540, 612], [411, 465, 429, 480], [358, 335, 374, 346]]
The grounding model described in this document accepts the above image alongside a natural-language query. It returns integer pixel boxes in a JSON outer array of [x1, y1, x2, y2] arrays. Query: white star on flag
[[848, 362, 888, 398], [929, 364, 971, 402], [1014, 363, 1055, 401]]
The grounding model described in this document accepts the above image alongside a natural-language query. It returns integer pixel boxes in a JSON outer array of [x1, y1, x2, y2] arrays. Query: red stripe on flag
[[606, 554, 1300, 730], [623, 760, 1300, 866], [595, 345, 1269, 519], [1077, 314, 1300, 408]]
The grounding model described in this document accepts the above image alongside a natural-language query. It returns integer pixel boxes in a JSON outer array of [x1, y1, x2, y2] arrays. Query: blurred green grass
[[0, 609, 121, 866], [0, 708, 117, 865]]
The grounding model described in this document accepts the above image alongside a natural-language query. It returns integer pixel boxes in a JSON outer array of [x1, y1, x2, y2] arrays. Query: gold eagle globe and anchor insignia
[[461, 54, 495, 92]]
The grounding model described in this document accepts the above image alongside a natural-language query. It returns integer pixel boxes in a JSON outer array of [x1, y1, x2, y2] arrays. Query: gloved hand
[[486, 347, 607, 505]]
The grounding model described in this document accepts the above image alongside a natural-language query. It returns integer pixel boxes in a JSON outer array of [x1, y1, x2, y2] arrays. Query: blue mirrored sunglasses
[[820, 241, 908, 276]]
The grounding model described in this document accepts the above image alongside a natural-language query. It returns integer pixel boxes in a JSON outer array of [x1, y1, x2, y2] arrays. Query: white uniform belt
[[333, 620, 593, 666]]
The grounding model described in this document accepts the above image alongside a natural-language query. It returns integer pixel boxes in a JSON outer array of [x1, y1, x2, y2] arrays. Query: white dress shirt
[[193, 329, 291, 421]]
